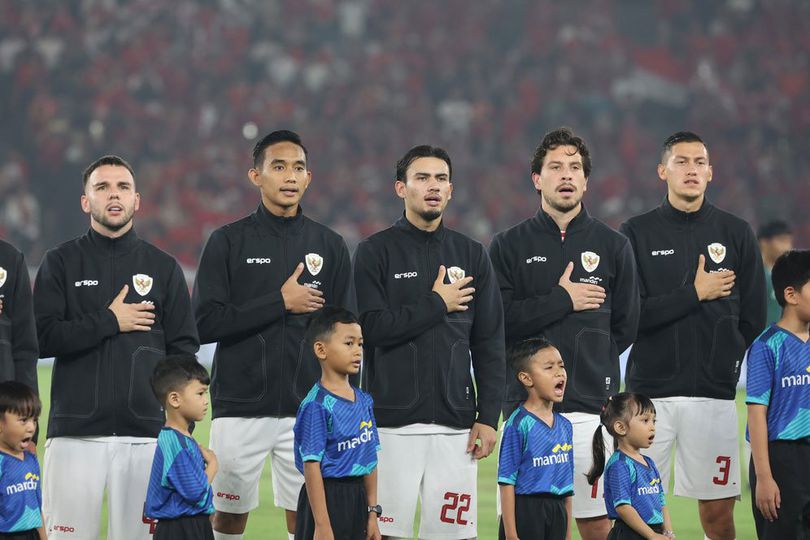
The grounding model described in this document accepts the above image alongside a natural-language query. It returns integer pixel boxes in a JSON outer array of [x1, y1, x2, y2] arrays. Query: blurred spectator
[[1, 0, 807, 268]]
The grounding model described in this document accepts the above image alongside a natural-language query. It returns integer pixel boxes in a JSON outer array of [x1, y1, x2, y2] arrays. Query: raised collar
[[532, 204, 592, 235], [254, 203, 305, 235], [393, 213, 447, 243], [87, 226, 138, 253], [659, 195, 713, 224]]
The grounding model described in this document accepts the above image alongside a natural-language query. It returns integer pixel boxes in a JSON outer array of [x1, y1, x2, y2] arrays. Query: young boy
[[293, 306, 381, 540], [498, 337, 573, 540], [145, 355, 217, 540], [0, 381, 45, 540], [746, 249, 810, 539]]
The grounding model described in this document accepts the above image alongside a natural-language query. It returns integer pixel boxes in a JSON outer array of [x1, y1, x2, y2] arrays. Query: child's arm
[[303, 461, 334, 540], [499, 484, 519, 540], [364, 468, 381, 540], [565, 496, 572, 540], [748, 403, 780, 522], [662, 506, 674, 538], [614, 505, 669, 540], [38, 513, 47, 540]]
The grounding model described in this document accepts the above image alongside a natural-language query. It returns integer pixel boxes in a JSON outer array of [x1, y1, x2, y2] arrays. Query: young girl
[[0, 381, 45, 540], [586, 393, 674, 540]]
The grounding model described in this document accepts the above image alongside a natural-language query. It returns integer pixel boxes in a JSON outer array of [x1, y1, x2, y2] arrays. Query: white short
[[646, 398, 741, 500], [376, 430, 477, 539], [43, 437, 156, 540], [564, 413, 613, 519], [209, 416, 303, 513]]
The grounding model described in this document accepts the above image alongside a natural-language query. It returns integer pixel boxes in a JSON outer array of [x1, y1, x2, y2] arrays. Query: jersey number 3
[[713, 455, 731, 485]]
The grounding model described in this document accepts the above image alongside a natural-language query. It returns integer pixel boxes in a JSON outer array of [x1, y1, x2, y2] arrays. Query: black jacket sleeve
[[193, 229, 286, 344], [34, 251, 119, 357], [619, 222, 700, 332], [610, 239, 640, 353], [737, 224, 766, 347], [488, 234, 573, 341], [353, 240, 446, 348], [9, 251, 38, 393], [162, 261, 200, 355], [469, 246, 505, 429], [332, 238, 357, 315]]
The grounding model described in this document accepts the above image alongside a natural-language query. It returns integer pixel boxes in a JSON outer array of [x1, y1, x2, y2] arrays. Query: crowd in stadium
[[1, 0, 808, 266]]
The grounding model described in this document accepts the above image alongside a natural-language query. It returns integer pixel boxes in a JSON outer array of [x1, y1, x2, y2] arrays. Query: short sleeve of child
[[297, 401, 329, 463], [746, 339, 775, 406], [365, 392, 381, 453], [497, 410, 523, 486], [605, 456, 634, 508]]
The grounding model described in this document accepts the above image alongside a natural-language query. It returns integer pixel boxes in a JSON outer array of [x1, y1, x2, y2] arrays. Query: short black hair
[[508, 337, 557, 377], [771, 249, 810, 308], [305, 305, 360, 345], [82, 155, 135, 187], [758, 220, 792, 240], [0, 381, 41, 419], [661, 131, 707, 163], [252, 130, 308, 169], [150, 355, 211, 405], [530, 127, 592, 178], [395, 145, 453, 183]]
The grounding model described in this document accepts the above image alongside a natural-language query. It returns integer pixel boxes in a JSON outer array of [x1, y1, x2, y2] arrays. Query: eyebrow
[[270, 159, 306, 167], [413, 172, 449, 177]]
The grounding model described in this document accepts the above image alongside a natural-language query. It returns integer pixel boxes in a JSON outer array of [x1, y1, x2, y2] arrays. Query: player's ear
[[167, 391, 181, 409], [394, 179, 407, 199], [612, 420, 627, 436], [517, 371, 532, 387], [313, 340, 327, 361]]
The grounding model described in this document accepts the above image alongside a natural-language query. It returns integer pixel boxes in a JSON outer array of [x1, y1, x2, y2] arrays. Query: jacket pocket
[[51, 352, 101, 418], [446, 340, 475, 411], [571, 328, 617, 400], [128, 345, 165, 421], [368, 342, 418, 409], [707, 315, 744, 384], [212, 334, 268, 402]]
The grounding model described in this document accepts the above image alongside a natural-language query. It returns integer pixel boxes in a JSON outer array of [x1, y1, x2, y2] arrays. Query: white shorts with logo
[[376, 427, 477, 539], [43, 437, 157, 540], [646, 398, 741, 500], [209, 416, 303, 513]]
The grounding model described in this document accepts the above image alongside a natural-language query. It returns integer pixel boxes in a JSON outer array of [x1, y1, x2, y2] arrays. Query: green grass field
[[36, 366, 757, 539]]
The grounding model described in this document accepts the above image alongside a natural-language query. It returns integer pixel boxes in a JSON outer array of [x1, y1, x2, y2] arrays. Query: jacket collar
[[393, 212, 447, 242], [254, 203, 305, 235], [532, 204, 592, 235], [87, 226, 138, 253], [659, 195, 713, 223]]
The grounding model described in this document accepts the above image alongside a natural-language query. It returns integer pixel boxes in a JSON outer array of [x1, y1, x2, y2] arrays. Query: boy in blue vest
[[293, 306, 381, 540], [747, 249, 810, 539], [498, 337, 573, 540], [145, 355, 217, 539]]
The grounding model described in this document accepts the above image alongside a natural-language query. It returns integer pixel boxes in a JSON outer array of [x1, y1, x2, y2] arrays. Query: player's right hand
[[108, 285, 155, 332], [694, 254, 735, 301], [558, 262, 606, 311], [432, 265, 475, 313], [755, 474, 780, 522], [282, 263, 325, 313]]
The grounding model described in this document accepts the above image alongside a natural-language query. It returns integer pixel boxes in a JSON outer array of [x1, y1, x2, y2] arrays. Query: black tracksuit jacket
[[193, 204, 355, 419], [619, 197, 766, 399], [34, 228, 199, 438], [489, 207, 640, 416], [353, 215, 505, 430], [0, 240, 38, 393]]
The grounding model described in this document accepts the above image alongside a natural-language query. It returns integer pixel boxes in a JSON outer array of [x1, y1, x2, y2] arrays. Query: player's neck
[[404, 208, 442, 232], [667, 191, 704, 214], [523, 394, 554, 425], [164, 414, 192, 437], [320, 371, 354, 401], [262, 198, 299, 219], [540, 200, 581, 233], [777, 311, 810, 342], [90, 218, 133, 239], [0, 441, 24, 460]]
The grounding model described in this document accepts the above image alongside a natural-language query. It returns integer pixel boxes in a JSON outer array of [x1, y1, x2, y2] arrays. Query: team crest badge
[[447, 266, 466, 284], [708, 243, 726, 264], [581, 252, 600, 273], [132, 274, 153, 296], [0, 267, 6, 288], [305, 253, 323, 276]]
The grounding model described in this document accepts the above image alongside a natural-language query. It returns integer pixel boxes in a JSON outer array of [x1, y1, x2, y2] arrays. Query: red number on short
[[591, 477, 599, 499], [713, 455, 731, 485], [440, 491, 472, 524], [440, 492, 459, 524]]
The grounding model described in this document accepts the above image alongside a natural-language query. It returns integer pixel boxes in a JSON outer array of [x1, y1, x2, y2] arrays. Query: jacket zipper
[[427, 237, 436, 424], [280, 223, 287, 413], [110, 240, 117, 436]]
